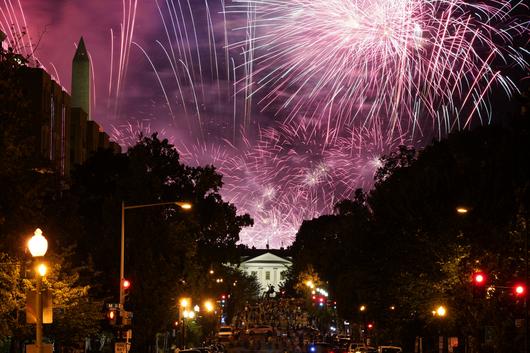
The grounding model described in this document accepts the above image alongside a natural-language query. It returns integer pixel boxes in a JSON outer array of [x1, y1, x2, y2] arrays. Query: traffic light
[[107, 308, 117, 325], [472, 272, 486, 286], [471, 271, 487, 299], [367, 323, 374, 330], [123, 279, 131, 301], [514, 284, 526, 297]]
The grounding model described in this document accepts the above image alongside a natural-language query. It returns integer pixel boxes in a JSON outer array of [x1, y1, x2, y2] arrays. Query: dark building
[[3, 35, 121, 177], [19, 67, 72, 176]]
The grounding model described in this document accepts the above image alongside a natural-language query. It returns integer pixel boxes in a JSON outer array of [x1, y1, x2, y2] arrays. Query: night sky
[[2, 0, 528, 247]]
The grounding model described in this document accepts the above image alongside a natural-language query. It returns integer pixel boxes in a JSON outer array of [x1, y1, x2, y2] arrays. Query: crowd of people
[[225, 298, 324, 353], [231, 298, 311, 332]]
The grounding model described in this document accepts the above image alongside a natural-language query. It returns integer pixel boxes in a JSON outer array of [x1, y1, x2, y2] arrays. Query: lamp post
[[120, 201, 191, 307], [179, 298, 192, 348], [28, 229, 48, 353], [433, 305, 447, 353]]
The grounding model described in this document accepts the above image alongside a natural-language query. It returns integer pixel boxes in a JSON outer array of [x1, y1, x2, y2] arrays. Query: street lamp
[[120, 201, 191, 306], [180, 298, 191, 309], [28, 229, 48, 257], [28, 228, 48, 353], [456, 207, 469, 214], [433, 305, 447, 353], [204, 300, 214, 313]]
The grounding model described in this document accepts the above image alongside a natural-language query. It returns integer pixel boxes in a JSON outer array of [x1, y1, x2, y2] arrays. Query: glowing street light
[[28, 228, 48, 353], [28, 229, 48, 257], [179, 202, 192, 210], [37, 263, 48, 277], [180, 298, 191, 308], [183, 310, 195, 319], [359, 305, 366, 312], [456, 207, 469, 214], [204, 300, 214, 312], [435, 305, 447, 317]]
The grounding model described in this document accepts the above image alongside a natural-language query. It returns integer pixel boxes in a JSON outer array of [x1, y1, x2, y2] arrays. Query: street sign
[[115, 342, 130, 353], [120, 310, 133, 326], [26, 290, 53, 324]]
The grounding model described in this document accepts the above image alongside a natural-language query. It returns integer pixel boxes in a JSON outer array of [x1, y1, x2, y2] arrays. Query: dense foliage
[[290, 100, 530, 352], [0, 41, 255, 353]]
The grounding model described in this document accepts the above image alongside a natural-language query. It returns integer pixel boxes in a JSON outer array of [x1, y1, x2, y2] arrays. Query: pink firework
[[231, 0, 528, 137], [231, 120, 406, 246]]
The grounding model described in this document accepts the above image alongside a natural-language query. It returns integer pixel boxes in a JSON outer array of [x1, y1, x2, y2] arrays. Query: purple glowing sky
[[2, 0, 528, 248]]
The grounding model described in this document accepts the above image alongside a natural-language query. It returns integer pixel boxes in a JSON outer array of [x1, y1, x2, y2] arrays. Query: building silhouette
[[2, 34, 120, 177]]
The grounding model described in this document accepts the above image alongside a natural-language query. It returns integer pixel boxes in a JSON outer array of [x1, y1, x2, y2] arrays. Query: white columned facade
[[239, 252, 292, 294]]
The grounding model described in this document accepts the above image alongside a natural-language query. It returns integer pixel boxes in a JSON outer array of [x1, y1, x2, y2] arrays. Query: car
[[245, 325, 274, 335], [217, 326, 234, 340], [378, 346, 402, 353], [348, 343, 367, 353], [210, 344, 226, 353], [336, 336, 351, 347], [352, 347, 376, 353]]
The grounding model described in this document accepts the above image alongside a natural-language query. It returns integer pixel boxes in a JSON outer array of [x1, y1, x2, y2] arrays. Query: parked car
[[352, 347, 376, 353], [348, 343, 367, 353], [378, 346, 402, 353], [217, 326, 234, 340], [336, 336, 351, 348], [211, 344, 226, 353], [245, 325, 274, 335]]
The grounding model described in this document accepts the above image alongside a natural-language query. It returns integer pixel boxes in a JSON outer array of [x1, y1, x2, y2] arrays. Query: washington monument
[[71, 37, 91, 120]]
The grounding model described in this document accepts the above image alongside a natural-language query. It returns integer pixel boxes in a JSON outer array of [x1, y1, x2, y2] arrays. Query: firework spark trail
[[110, 119, 397, 247], [7, 0, 527, 248], [230, 0, 528, 139], [0, 0, 34, 58], [97, 0, 139, 120], [123, 0, 528, 247]]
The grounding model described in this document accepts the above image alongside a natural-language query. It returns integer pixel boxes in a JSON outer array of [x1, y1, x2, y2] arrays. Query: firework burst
[[231, 0, 528, 138]]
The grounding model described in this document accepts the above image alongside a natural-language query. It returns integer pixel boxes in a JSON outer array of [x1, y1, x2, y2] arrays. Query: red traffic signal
[[107, 309, 117, 325], [123, 279, 131, 289], [514, 284, 526, 296], [367, 323, 374, 330], [472, 272, 486, 286]]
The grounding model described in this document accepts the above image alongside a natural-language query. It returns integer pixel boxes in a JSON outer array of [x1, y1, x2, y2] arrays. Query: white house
[[239, 252, 292, 294]]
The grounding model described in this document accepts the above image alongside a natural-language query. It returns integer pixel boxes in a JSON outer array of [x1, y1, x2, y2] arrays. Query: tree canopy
[[290, 106, 530, 350]]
